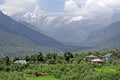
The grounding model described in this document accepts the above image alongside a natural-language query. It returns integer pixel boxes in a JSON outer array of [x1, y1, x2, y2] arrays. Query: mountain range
[[0, 6, 120, 56], [0, 11, 90, 56], [5, 8, 120, 45]]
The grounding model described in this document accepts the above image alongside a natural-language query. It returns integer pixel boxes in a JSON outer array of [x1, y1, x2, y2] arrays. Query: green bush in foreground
[[0, 71, 26, 80]]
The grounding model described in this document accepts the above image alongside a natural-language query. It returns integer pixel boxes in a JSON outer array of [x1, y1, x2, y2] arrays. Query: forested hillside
[[0, 29, 57, 56], [0, 12, 59, 56]]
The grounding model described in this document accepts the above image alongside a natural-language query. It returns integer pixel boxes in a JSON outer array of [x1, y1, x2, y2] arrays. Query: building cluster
[[86, 53, 119, 64]]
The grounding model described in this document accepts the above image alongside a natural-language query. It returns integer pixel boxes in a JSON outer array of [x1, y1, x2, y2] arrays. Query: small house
[[86, 55, 97, 60], [102, 53, 118, 61], [14, 60, 27, 64], [91, 58, 104, 64]]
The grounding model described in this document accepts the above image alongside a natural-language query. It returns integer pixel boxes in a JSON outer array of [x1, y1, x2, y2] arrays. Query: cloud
[[0, 0, 120, 18], [0, 0, 40, 15], [64, 0, 120, 17], [64, 0, 79, 11]]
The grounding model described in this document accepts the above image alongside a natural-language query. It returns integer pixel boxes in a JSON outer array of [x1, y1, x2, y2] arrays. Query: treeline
[[0, 51, 74, 65], [25, 51, 74, 64], [2, 48, 120, 65]]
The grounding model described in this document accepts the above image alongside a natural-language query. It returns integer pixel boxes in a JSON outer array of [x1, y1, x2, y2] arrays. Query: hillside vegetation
[[0, 29, 57, 56]]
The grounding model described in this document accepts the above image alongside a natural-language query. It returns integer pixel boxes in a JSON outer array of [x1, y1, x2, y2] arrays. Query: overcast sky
[[0, 0, 120, 17]]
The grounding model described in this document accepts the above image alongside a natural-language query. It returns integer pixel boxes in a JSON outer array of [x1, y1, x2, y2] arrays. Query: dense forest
[[0, 48, 120, 80]]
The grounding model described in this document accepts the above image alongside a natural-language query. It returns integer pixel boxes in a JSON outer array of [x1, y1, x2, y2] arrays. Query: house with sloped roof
[[14, 60, 27, 64], [91, 58, 104, 64], [102, 53, 118, 61], [86, 55, 97, 60]]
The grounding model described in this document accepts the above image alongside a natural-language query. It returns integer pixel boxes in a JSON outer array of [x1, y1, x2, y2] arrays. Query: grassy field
[[26, 76, 59, 80], [96, 66, 117, 72]]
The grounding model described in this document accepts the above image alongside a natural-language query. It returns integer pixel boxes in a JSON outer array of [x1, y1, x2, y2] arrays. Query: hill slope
[[85, 21, 120, 48], [0, 12, 64, 47], [0, 12, 63, 56]]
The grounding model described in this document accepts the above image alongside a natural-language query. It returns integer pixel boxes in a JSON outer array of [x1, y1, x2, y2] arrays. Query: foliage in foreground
[[0, 71, 25, 80]]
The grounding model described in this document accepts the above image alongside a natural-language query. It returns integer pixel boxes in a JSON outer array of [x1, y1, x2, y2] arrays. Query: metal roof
[[102, 53, 113, 57], [86, 55, 97, 58], [91, 58, 104, 62]]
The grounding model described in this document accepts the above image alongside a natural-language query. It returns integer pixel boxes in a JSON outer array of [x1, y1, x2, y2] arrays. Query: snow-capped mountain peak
[[69, 16, 83, 22], [34, 6, 46, 17]]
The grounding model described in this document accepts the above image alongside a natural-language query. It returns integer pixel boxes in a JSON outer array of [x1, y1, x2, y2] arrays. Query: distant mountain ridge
[[85, 21, 120, 48]]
